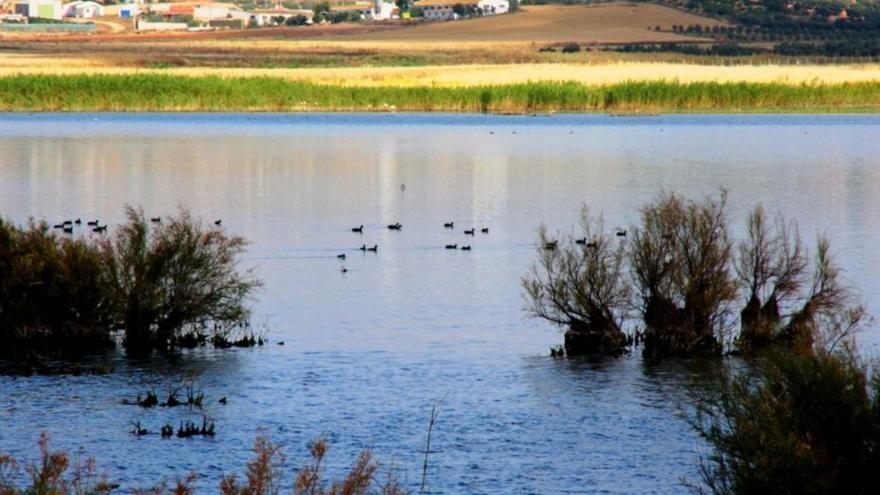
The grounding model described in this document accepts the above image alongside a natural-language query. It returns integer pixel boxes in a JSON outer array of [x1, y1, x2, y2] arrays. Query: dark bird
[[337, 254, 346, 260], [616, 229, 627, 237], [277, 341, 285, 346], [62, 226, 73, 234], [464, 228, 475, 235], [340, 267, 348, 273], [214, 220, 222, 226], [444, 222, 454, 228], [461, 245, 471, 251], [367, 245, 378, 252], [62, 220, 72, 226], [445, 244, 458, 249], [575, 238, 586, 245], [92, 225, 107, 233], [481, 228, 489, 234], [53, 223, 64, 229], [544, 241, 558, 250], [219, 397, 227, 405], [586, 242, 597, 248], [359, 244, 367, 251], [351, 225, 363, 233], [151, 217, 161, 223], [74, 218, 82, 225], [387, 223, 402, 230], [87, 220, 98, 226]]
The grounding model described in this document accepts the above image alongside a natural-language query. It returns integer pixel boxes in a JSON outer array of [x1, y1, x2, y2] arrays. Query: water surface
[[0, 113, 878, 494]]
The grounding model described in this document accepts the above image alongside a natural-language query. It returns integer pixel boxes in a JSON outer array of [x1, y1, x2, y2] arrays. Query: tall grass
[[2, 74, 880, 112]]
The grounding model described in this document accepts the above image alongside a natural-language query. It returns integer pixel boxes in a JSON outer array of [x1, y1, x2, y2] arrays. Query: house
[[12, 0, 62, 19], [243, 5, 312, 26], [62, 0, 104, 18], [192, 3, 239, 21], [117, 4, 141, 18], [331, 0, 397, 20], [414, 0, 507, 20]]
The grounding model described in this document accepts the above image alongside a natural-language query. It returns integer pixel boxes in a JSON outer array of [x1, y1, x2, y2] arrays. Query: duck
[[351, 225, 363, 233], [150, 217, 161, 223], [444, 222, 454, 228], [359, 244, 367, 251], [62, 220, 72, 226], [461, 245, 471, 251], [544, 241, 558, 250], [387, 223, 402, 230], [337, 254, 346, 260], [366, 245, 378, 252], [74, 218, 82, 225], [575, 238, 586, 245], [340, 267, 348, 273], [464, 228, 475, 235], [53, 223, 65, 229], [214, 220, 222, 226], [87, 220, 99, 226], [219, 396, 228, 405], [92, 225, 108, 233], [481, 228, 489, 234], [616, 229, 627, 237], [445, 244, 458, 249], [62, 226, 74, 234]]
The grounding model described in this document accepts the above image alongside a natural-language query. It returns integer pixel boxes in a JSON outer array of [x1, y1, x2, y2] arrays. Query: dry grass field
[[331, 4, 725, 43]]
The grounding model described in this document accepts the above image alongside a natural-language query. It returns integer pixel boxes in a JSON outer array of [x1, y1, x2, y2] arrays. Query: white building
[[12, 0, 62, 19], [117, 4, 141, 18], [240, 6, 312, 26], [62, 0, 105, 18], [414, 0, 506, 20], [331, 0, 397, 20], [193, 3, 236, 21]]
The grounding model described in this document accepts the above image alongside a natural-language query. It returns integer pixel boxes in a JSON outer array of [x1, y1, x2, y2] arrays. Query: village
[[1, 0, 510, 32]]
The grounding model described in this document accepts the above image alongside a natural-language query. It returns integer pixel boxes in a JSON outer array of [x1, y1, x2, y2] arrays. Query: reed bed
[[2, 74, 880, 112]]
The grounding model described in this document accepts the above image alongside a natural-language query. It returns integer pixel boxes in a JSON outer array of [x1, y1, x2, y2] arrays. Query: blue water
[[0, 113, 878, 494]]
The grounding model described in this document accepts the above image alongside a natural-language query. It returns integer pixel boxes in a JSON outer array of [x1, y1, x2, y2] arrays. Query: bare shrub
[[0, 433, 114, 495], [220, 437, 285, 495], [631, 192, 737, 357], [736, 205, 807, 350], [101, 206, 261, 356], [522, 208, 630, 356]]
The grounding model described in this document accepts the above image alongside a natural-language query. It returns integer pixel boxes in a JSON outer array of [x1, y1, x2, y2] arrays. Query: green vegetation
[[523, 193, 867, 357], [2, 74, 880, 113], [0, 208, 261, 360], [691, 348, 880, 494]]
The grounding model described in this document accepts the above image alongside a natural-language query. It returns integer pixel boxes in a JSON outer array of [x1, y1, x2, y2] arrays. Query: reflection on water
[[0, 113, 878, 494]]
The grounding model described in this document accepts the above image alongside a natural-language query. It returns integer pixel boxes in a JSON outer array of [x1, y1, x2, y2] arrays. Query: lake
[[0, 113, 878, 494]]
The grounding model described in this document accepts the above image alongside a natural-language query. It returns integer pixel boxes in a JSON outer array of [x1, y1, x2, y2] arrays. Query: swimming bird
[[87, 220, 98, 226], [544, 241, 558, 250], [74, 218, 82, 225], [461, 245, 471, 251], [62, 220, 72, 226], [53, 223, 65, 229], [444, 222, 454, 228], [219, 397, 227, 405], [337, 254, 346, 260], [151, 217, 161, 223], [351, 225, 363, 233], [464, 228, 475, 235], [367, 245, 378, 252], [387, 223, 402, 230], [340, 267, 348, 273], [575, 238, 586, 245], [62, 226, 74, 234], [616, 229, 627, 237], [481, 228, 489, 234], [277, 341, 285, 346], [214, 220, 222, 226], [360, 244, 367, 251], [445, 244, 457, 249], [92, 225, 107, 233]]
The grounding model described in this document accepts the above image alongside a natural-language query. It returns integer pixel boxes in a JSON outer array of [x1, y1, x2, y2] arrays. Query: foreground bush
[[690, 349, 880, 495], [0, 208, 261, 360], [0, 435, 405, 495], [523, 192, 867, 358]]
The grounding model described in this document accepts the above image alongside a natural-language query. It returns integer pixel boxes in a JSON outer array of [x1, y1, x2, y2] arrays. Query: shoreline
[[2, 74, 880, 113]]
